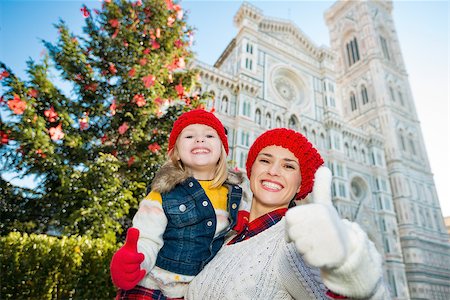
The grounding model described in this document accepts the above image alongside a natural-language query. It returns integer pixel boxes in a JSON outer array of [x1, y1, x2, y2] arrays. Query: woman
[[185, 128, 389, 299]]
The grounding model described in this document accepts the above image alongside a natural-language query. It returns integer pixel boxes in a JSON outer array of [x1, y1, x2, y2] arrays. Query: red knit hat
[[168, 109, 229, 154], [246, 128, 324, 199]]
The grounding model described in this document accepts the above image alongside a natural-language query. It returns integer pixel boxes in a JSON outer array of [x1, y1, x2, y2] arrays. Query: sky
[[1, 0, 449, 216]]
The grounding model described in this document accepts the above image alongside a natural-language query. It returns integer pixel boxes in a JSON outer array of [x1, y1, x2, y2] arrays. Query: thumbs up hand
[[110, 228, 146, 290], [285, 166, 349, 269], [286, 167, 386, 297]]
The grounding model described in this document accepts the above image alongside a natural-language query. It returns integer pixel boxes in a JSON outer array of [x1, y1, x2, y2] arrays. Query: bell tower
[[325, 1, 450, 299]]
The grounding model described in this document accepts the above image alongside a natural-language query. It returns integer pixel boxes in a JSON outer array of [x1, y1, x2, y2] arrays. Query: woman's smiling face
[[249, 145, 302, 215]]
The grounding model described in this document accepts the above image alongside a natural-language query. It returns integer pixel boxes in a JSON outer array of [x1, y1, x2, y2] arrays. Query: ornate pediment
[[258, 18, 322, 59]]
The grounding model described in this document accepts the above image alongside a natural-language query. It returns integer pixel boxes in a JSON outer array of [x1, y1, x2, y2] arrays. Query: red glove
[[110, 228, 146, 290]]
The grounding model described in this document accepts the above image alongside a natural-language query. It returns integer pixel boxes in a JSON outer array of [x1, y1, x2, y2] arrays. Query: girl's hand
[[110, 228, 146, 290]]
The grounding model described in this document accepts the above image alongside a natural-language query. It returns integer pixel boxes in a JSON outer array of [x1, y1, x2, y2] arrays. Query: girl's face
[[176, 124, 223, 179], [250, 145, 302, 216]]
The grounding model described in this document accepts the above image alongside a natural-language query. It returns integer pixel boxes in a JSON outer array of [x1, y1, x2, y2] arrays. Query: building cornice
[[214, 38, 236, 69], [259, 18, 322, 59], [194, 60, 260, 96]]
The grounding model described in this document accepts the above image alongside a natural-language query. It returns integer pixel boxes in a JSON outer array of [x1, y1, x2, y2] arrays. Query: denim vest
[[155, 178, 242, 276]]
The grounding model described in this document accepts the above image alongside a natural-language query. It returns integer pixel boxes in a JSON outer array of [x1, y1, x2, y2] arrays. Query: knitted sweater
[[185, 219, 329, 300], [185, 218, 390, 300]]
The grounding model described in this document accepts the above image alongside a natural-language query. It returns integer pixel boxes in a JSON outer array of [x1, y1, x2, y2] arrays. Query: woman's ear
[[296, 177, 302, 193], [296, 169, 302, 194]]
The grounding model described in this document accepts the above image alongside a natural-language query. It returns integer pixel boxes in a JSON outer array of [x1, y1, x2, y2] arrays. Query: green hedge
[[1, 232, 119, 299]]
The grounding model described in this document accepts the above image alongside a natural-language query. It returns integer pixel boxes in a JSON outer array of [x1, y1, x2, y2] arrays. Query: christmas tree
[[0, 0, 208, 242]]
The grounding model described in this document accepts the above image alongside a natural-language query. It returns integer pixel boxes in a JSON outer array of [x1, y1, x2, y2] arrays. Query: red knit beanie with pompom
[[168, 109, 229, 154], [246, 128, 324, 199]]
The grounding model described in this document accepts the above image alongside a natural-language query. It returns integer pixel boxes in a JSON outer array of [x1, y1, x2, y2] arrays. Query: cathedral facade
[[194, 1, 450, 299]]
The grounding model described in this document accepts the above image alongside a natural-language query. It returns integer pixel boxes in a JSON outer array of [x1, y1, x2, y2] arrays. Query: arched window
[[243, 101, 251, 117], [255, 109, 262, 125], [276, 116, 282, 128], [245, 58, 253, 70], [311, 130, 317, 145], [246, 42, 253, 54], [221, 96, 228, 113], [389, 87, 396, 102], [239, 151, 245, 168], [346, 37, 360, 66], [350, 92, 357, 111], [379, 35, 391, 60], [319, 133, 326, 149], [408, 135, 417, 155], [241, 131, 250, 147], [344, 143, 350, 156], [330, 97, 336, 107], [208, 90, 216, 110], [399, 130, 406, 151], [361, 85, 369, 105], [397, 91, 404, 106], [288, 115, 298, 130], [384, 237, 391, 253], [265, 113, 272, 128]]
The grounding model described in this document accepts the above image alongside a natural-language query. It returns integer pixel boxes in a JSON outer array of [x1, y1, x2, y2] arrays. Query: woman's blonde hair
[[168, 144, 228, 188]]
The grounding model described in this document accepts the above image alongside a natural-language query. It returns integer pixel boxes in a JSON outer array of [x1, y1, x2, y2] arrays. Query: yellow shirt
[[145, 180, 228, 211], [135, 180, 230, 297]]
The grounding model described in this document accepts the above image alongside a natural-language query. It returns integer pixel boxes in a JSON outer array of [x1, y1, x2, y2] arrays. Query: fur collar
[[151, 161, 244, 194]]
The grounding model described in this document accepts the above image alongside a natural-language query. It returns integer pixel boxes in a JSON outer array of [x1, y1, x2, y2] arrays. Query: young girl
[[110, 109, 243, 299]]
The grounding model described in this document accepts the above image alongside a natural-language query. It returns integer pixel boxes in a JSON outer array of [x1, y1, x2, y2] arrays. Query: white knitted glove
[[285, 166, 349, 269], [285, 166, 384, 298]]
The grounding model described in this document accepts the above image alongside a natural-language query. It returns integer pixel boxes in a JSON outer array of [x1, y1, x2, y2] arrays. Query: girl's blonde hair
[[168, 144, 228, 188]]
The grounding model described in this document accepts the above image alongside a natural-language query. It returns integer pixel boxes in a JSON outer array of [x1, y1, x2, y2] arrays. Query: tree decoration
[[49, 123, 64, 141], [7, 94, 27, 115], [44, 106, 58, 122], [1, 130, 9, 144]]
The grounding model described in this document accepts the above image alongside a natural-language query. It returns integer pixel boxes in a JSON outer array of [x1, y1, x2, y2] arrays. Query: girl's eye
[[184, 135, 193, 139], [206, 134, 215, 138], [258, 159, 270, 164], [284, 164, 296, 170]]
